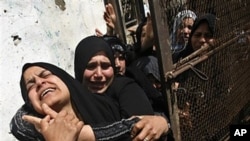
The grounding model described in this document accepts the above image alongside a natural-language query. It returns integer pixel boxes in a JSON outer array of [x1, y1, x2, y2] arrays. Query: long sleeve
[[107, 76, 155, 118], [10, 104, 45, 141], [93, 117, 140, 141], [10, 104, 140, 141]]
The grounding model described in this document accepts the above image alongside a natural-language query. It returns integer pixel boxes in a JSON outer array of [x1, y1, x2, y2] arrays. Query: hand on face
[[24, 66, 71, 115], [131, 115, 169, 141], [22, 103, 66, 132], [23, 104, 84, 141], [191, 22, 214, 51]]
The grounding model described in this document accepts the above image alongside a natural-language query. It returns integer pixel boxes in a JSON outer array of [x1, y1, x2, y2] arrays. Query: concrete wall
[[0, 0, 106, 140]]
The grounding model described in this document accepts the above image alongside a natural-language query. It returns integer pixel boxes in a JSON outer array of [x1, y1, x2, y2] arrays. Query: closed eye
[[25, 70, 52, 91]]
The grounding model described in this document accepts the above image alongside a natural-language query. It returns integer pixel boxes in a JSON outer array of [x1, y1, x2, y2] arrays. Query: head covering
[[20, 62, 119, 124], [190, 13, 216, 38], [178, 13, 216, 59], [172, 10, 197, 51], [103, 35, 127, 55], [11, 62, 121, 141], [74, 36, 115, 83]]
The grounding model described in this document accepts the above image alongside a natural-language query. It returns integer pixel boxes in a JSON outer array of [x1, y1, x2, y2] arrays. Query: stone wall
[[0, 0, 106, 140]]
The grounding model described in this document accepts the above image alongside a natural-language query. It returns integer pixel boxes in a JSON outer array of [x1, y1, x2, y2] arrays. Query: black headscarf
[[178, 13, 216, 59], [10, 62, 131, 141], [20, 62, 120, 124], [128, 56, 168, 115], [74, 36, 154, 118], [103, 35, 127, 54], [74, 36, 115, 83], [189, 13, 216, 41]]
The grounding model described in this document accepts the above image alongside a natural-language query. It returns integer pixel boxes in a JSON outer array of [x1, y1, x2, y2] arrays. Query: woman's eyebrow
[[26, 77, 35, 86], [38, 70, 48, 77], [25, 69, 47, 85]]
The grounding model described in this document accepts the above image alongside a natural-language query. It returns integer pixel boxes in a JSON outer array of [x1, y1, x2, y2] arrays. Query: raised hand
[[145, 13, 154, 42], [103, 3, 117, 35], [95, 28, 104, 37], [140, 13, 155, 51]]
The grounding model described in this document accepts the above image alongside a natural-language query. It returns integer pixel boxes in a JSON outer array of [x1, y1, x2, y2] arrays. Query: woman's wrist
[[78, 125, 95, 141], [92, 117, 140, 141]]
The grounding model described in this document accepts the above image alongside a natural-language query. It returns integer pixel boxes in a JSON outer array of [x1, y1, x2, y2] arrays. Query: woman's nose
[[94, 66, 103, 77], [199, 36, 206, 43], [35, 77, 46, 90], [182, 27, 190, 33], [35, 77, 45, 85], [115, 58, 121, 67]]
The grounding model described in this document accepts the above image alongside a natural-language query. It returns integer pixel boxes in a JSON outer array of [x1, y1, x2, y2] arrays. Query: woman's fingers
[[22, 115, 42, 132], [40, 115, 51, 132], [132, 116, 169, 141], [42, 103, 58, 118]]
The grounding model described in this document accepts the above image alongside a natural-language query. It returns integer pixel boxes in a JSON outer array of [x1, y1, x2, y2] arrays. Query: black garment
[[10, 104, 140, 141], [74, 35, 154, 118], [93, 117, 140, 141], [107, 76, 155, 118], [128, 56, 168, 116], [10, 62, 137, 141], [20, 62, 120, 124]]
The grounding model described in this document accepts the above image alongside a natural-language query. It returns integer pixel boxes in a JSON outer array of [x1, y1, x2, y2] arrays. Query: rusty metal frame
[[148, 0, 181, 140], [104, 0, 144, 43]]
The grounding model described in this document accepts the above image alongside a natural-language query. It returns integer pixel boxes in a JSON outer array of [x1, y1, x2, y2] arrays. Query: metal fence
[[148, 0, 250, 140]]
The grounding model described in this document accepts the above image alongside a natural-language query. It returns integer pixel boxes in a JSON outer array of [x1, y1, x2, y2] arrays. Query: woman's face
[[23, 66, 70, 114], [191, 22, 214, 51], [177, 17, 195, 44], [83, 51, 114, 94], [114, 51, 126, 75]]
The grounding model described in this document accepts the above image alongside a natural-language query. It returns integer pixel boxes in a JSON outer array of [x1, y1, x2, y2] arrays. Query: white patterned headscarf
[[171, 10, 197, 51]]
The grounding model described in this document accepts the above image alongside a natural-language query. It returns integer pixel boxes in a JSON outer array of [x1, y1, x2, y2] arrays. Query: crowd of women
[[9, 2, 218, 141]]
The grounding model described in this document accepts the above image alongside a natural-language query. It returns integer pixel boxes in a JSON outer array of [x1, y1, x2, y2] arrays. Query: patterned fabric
[[10, 104, 44, 141], [171, 10, 197, 52], [94, 117, 140, 141], [10, 104, 140, 141]]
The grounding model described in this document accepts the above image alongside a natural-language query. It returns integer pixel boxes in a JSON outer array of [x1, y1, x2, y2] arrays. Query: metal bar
[[167, 36, 239, 79], [148, 0, 181, 140]]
